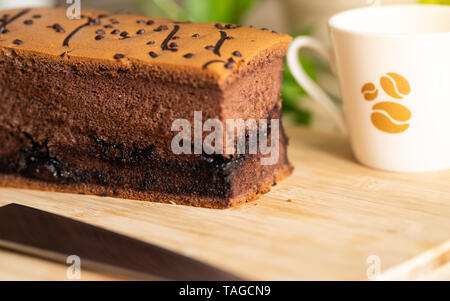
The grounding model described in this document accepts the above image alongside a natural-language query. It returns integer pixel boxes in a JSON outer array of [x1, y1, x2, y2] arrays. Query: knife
[[0, 203, 243, 280]]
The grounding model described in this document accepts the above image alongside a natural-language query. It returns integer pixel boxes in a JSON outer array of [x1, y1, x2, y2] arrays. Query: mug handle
[[287, 36, 347, 135]]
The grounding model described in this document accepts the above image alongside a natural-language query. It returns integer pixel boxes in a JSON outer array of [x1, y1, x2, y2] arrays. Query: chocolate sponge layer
[[0, 46, 286, 152]]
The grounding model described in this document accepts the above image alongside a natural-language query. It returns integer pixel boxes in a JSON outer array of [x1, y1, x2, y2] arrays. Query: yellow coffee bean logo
[[361, 82, 379, 101], [371, 102, 411, 134], [379, 72, 411, 99], [361, 73, 412, 134]]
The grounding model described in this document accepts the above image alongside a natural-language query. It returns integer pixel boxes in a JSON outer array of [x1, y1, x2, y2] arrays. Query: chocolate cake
[[0, 7, 293, 208]]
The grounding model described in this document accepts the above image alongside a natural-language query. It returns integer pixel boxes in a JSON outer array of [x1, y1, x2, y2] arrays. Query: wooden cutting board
[[0, 125, 449, 281]]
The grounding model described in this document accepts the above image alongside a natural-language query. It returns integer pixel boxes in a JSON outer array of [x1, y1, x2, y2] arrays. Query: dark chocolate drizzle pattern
[[63, 14, 108, 47], [47, 23, 65, 33], [161, 25, 180, 52], [63, 19, 92, 46], [203, 57, 236, 70], [213, 31, 229, 56], [119, 31, 131, 40], [0, 8, 30, 33], [0, 8, 283, 71], [232, 51, 242, 57], [202, 59, 226, 69], [153, 25, 168, 32]]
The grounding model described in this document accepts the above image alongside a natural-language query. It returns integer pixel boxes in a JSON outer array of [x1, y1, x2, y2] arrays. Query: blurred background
[[0, 0, 448, 132]]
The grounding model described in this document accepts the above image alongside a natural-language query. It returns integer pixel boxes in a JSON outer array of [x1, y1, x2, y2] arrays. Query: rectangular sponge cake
[[0, 7, 293, 208]]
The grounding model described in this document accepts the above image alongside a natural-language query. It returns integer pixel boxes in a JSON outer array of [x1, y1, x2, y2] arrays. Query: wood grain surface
[[0, 125, 449, 280]]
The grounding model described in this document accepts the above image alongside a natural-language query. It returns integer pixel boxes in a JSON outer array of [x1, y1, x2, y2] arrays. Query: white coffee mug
[[287, 4, 450, 172]]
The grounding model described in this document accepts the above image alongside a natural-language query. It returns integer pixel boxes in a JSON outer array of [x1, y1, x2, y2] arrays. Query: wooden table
[[0, 125, 449, 280]]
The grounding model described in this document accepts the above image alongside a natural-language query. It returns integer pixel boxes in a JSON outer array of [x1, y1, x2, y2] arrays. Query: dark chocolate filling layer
[[0, 126, 289, 199]]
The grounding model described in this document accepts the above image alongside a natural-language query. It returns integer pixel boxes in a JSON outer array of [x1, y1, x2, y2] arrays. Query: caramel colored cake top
[[0, 7, 291, 83]]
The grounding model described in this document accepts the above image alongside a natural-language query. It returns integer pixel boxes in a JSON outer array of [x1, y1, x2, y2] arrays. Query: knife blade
[[0, 203, 243, 280]]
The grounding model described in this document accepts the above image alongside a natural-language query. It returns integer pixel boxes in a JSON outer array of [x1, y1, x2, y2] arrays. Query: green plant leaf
[[184, 0, 256, 23], [233, 0, 256, 23], [420, 0, 450, 4], [184, 0, 215, 22]]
